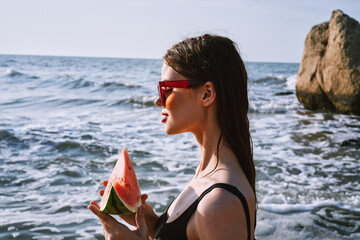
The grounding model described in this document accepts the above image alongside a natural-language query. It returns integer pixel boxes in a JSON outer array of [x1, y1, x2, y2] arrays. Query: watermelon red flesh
[[99, 147, 141, 215]]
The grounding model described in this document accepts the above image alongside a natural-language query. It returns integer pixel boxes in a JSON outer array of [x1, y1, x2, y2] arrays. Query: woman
[[88, 34, 257, 240]]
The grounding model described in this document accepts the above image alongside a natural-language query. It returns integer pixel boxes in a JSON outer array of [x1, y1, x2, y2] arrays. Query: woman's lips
[[161, 112, 168, 123]]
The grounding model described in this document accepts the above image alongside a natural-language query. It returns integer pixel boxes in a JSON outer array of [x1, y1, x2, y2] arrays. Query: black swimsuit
[[154, 183, 254, 240]]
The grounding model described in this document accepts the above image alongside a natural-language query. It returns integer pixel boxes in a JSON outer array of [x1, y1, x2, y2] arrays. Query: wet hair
[[163, 34, 256, 194]]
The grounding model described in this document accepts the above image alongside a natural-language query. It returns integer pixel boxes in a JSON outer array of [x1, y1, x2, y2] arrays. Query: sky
[[1, 0, 359, 63]]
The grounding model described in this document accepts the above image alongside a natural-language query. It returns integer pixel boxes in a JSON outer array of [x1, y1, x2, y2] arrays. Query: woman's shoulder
[[191, 186, 253, 239]]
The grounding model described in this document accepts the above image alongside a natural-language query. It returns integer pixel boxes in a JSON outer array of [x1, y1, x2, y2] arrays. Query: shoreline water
[[1, 54, 359, 239]]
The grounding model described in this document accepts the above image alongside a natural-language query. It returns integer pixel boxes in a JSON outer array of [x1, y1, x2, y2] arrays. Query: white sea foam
[[259, 198, 355, 214], [249, 100, 300, 114], [285, 74, 297, 90]]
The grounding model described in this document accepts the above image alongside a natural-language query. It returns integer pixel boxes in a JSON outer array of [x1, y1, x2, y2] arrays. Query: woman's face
[[155, 63, 203, 135]]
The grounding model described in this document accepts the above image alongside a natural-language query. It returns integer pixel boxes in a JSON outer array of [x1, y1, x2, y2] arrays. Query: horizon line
[[0, 53, 301, 65]]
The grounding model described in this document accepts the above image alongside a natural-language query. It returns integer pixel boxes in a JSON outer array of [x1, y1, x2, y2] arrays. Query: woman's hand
[[88, 200, 149, 240]]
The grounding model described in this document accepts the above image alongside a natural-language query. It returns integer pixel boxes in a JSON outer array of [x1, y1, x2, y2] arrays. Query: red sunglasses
[[157, 80, 203, 107]]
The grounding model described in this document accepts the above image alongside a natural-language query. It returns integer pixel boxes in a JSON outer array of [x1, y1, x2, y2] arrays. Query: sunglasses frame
[[158, 79, 203, 107]]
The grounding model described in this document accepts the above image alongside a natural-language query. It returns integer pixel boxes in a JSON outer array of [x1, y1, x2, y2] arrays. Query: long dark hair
[[163, 34, 256, 194]]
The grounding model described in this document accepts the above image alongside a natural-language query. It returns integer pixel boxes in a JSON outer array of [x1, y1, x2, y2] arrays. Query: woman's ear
[[201, 81, 216, 107]]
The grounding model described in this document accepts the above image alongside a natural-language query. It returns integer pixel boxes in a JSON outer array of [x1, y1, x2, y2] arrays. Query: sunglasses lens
[[161, 90, 165, 106], [158, 84, 165, 106]]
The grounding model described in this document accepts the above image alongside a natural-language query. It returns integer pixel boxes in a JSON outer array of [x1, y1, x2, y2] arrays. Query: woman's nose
[[154, 97, 162, 107]]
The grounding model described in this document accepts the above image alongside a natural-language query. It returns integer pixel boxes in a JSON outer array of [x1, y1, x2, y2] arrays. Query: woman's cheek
[[165, 93, 175, 108]]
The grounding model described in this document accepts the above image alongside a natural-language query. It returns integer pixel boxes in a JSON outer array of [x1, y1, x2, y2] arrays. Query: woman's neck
[[193, 121, 237, 178]]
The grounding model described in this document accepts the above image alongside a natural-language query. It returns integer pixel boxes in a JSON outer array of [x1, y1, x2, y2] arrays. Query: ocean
[[0, 55, 359, 239]]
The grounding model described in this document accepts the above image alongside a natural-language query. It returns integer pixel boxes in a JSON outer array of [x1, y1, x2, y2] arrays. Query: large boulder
[[296, 10, 360, 115]]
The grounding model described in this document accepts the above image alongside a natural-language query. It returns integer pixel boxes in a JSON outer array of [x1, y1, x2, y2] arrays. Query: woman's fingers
[[99, 189, 105, 196], [99, 180, 108, 196], [141, 194, 148, 204], [135, 205, 149, 239], [90, 200, 100, 208], [102, 180, 108, 187], [88, 201, 126, 232], [88, 200, 149, 239], [116, 194, 148, 227]]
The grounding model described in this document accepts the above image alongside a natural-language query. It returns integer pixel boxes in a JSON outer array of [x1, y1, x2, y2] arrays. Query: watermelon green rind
[[100, 185, 137, 215]]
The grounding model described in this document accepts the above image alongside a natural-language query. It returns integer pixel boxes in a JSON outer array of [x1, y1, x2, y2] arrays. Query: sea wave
[[111, 96, 156, 108], [2, 68, 24, 77], [60, 76, 94, 89], [251, 74, 298, 91], [252, 75, 287, 84], [57, 74, 142, 91], [102, 81, 141, 89], [259, 197, 359, 214], [0, 67, 39, 79], [54, 140, 118, 157], [0, 129, 29, 149]]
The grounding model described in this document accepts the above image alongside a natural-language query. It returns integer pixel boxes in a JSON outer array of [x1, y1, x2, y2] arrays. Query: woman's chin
[[165, 128, 177, 135], [164, 125, 180, 135]]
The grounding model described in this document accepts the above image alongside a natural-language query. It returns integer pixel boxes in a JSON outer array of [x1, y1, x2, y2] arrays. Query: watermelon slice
[[100, 147, 142, 215]]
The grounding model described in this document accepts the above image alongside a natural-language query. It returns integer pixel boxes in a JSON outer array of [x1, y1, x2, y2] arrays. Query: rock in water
[[296, 10, 360, 115]]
